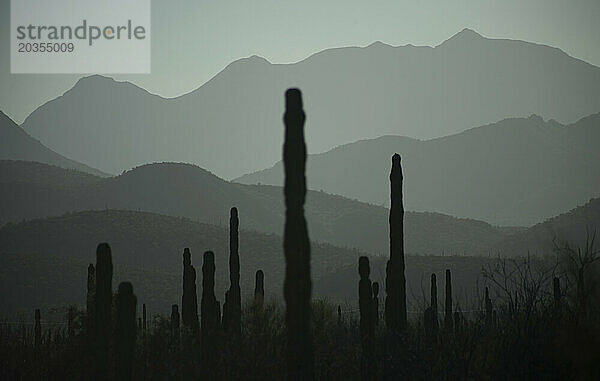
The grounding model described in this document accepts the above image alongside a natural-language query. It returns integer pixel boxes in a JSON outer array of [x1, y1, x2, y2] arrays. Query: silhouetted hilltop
[[22, 29, 600, 178], [0, 111, 107, 177], [238, 113, 600, 226], [0, 160, 101, 188], [0, 160, 507, 256]]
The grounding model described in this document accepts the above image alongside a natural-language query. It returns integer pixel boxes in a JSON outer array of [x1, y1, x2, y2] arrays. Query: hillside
[[0, 160, 508, 256], [238, 114, 600, 226], [0, 210, 494, 317], [493, 197, 600, 256], [0, 111, 107, 177], [22, 29, 600, 179]]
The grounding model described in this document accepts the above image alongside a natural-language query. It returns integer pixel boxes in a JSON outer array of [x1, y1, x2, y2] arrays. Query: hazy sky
[[1, 0, 599, 123]]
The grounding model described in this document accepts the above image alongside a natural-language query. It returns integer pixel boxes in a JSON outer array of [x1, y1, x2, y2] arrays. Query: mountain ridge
[[22, 29, 600, 179], [0, 160, 510, 256], [237, 112, 600, 226], [0, 111, 108, 177]]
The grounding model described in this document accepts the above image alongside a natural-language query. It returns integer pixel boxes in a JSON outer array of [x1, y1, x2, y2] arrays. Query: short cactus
[[553, 277, 561, 308], [34, 309, 41, 348], [425, 273, 439, 336], [95, 243, 113, 380], [444, 269, 453, 331], [372, 282, 380, 327], [171, 304, 180, 340], [485, 286, 493, 326], [222, 207, 241, 338], [181, 248, 199, 336], [359, 256, 375, 380], [254, 270, 264, 307], [142, 303, 147, 337], [201, 250, 219, 377], [115, 282, 137, 381]]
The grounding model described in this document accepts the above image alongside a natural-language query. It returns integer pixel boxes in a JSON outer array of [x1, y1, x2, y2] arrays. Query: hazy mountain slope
[[0, 210, 494, 317], [0, 111, 107, 177], [23, 29, 600, 179], [0, 210, 362, 315], [238, 114, 600, 226], [493, 197, 600, 257], [0, 161, 506, 256]]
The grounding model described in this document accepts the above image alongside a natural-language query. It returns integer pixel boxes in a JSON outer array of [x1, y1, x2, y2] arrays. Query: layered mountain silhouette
[[3, 196, 597, 315], [0, 160, 510, 256], [238, 113, 600, 226], [22, 29, 600, 179], [0, 111, 106, 177]]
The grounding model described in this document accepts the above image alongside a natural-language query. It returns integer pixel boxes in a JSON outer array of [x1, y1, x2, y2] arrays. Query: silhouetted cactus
[[485, 286, 493, 326], [201, 251, 219, 334], [67, 306, 75, 338], [223, 207, 241, 338], [553, 277, 561, 308], [359, 256, 374, 380], [181, 248, 199, 336], [283, 88, 314, 380], [431, 274, 438, 319], [444, 269, 453, 331], [87, 264, 96, 322], [453, 310, 462, 333], [425, 273, 439, 336], [115, 282, 137, 381], [34, 309, 41, 348], [385, 153, 408, 332], [201, 250, 219, 377], [337, 305, 342, 327], [95, 243, 113, 380], [142, 303, 147, 337], [171, 304, 180, 340], [372, 282, 380, 327], [87, 263, 96, 354], [254, 270, 264, 307]]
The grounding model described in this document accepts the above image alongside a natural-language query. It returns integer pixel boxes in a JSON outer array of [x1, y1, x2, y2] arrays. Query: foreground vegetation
[[2, 277, 599, 380]]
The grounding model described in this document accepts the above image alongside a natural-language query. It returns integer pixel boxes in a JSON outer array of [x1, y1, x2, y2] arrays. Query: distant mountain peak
[[439, 28, 485, 46], [75, 74, 115, 86], [67, 74, 161, 99], [366, 41, 392, 49], [239, 55, 271, 65]]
